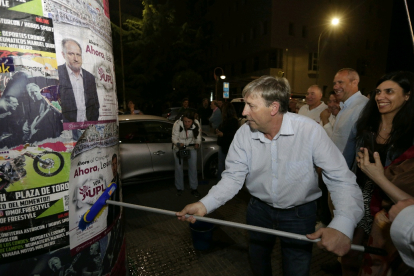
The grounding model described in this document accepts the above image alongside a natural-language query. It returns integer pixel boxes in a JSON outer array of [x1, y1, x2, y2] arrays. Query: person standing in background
[[331, 68, 368, 152], [172, 110, 201, 198], [215, 102, 239, 181], [209, 100, 222, 131], [298, 85, 327, 123], [197, 98, 212, 132], [320, 91, 341, 138]]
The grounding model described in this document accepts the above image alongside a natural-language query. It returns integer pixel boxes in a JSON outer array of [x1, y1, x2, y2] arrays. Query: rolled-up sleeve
[[200, 127, 249, 213], [312, 126, 364, 239]]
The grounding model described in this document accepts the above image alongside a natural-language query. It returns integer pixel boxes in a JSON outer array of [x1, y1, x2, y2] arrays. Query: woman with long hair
[[215, 102, 239, 181], [172, 110, 201, 197], [342, 71, 414, 275]]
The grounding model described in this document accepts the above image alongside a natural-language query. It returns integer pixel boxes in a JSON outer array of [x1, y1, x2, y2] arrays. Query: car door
[[142, 120, 175, 173], [119, 121, 153, 179]]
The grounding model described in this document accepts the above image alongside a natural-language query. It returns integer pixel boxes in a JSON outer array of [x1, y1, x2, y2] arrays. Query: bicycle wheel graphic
[[33, 151, 64, 177]]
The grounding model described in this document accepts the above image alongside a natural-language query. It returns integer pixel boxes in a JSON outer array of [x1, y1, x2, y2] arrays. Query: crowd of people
[[172, 69, 414, 276]]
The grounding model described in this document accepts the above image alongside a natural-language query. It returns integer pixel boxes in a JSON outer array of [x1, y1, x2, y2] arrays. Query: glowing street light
[[316, 18, 340, 84]]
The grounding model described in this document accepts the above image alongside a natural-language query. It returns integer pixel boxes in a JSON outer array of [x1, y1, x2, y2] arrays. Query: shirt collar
[[251, 112, 295, 142], [340, 91, 361, 109], [66, 64, 83, 78]]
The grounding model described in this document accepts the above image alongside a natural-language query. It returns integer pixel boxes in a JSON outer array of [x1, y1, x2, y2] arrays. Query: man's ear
[[270, 102, 280, 116]]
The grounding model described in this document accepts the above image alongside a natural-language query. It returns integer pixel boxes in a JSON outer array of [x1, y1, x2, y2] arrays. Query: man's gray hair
[[242, 75, 290, 113], [337, 68, 360, 82], [61, 38, 82, 53]]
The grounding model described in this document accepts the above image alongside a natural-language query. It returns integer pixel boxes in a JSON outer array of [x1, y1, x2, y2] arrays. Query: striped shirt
[[200, 112, 363, 239]]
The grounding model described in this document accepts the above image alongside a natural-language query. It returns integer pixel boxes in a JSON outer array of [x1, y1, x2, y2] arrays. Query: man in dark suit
[[58, 38, 99, 122]]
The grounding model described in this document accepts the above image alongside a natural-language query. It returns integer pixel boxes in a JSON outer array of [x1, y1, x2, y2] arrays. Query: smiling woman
[[342, 71, 414, 275]]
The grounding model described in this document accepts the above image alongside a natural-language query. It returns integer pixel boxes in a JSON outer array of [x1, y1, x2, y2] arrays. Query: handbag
[[177, 148, 190, 159]]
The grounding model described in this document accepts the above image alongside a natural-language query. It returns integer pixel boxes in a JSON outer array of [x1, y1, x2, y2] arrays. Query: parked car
[[162, 107, 197, 121], [119, 114, 218, 184]]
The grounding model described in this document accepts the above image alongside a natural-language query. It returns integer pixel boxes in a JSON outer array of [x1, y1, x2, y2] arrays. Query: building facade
[[204, 0, 393, 98]]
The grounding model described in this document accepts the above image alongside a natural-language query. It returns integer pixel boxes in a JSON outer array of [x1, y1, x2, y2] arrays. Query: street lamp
[[316, 18, 340, 85], [214, 67, 226, 100]]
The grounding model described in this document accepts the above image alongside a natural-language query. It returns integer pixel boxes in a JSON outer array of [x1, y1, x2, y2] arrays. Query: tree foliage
[[111, 0, 212, 112]]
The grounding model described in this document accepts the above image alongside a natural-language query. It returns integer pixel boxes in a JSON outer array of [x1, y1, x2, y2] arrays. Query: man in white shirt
[[320, 91, 341, 138], [331, 68, 368, 152], [58, 38, 100, 123], [177, 76, 363, 276], [389, 198, 414, 268], [298, 85, 327, 123]]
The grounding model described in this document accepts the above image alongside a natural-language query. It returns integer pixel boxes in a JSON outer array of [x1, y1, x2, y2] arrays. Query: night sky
[[110, 1, 414, 73], [386, 0, 414, 72]]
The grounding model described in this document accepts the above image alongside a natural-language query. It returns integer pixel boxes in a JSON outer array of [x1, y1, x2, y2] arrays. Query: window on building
[[289, 22, 294, 36], [240, 32, 244, 43], [253, 26, 257, 39], [308, 52, 318, 71], [250, 28, 254, 40], [269, 49, 283, 68], [302, 26, 308, 38], [231, 63, 235, 76], [253, 57, 260, 71]]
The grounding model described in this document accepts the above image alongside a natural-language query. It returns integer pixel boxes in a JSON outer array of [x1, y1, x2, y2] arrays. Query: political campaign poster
[[43, 0, 118, 130], [68, 122, 119, 255]]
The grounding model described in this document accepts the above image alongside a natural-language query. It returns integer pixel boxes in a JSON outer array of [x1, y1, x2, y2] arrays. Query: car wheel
[[204, 154, 218, 179]]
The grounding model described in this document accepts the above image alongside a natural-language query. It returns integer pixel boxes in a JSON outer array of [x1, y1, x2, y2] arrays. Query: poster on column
[[0, 9, 74, 264], [68, 121, 119, 255], [43, 0, 117, 132], [0, 146, 71, 264], [0, 11, 69, 150]]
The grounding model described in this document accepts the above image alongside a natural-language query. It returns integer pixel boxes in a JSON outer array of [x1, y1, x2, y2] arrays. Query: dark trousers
[[247, 198, 317, 276]]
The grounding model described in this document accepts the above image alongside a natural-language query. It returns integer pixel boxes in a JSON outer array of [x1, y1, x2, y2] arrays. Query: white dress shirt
[[200, 112, 364, 239], [298, 102, 327, 123], [390, 205, 414, 268], [320, 114, 336, 138], [67, 64, 86, 122], [331, 91, 368, 152]]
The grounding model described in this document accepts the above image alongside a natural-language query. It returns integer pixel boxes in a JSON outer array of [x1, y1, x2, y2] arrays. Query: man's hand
[[320, 109, 331, 126], [389, 198, 414, 222], [176, 202, 207, 223], [0, 111, 11, 119], [306, 227, 351, 256], [194, 144, 200, 149]]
